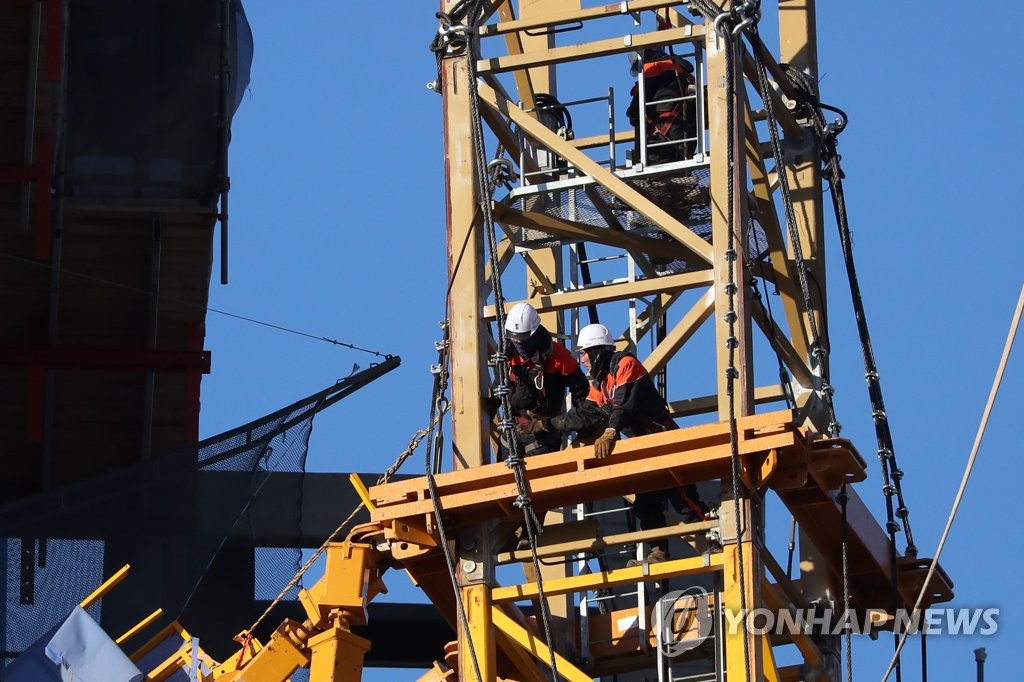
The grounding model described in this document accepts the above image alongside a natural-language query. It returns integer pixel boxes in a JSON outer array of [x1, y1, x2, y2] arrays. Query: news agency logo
[[657, 589, 999, 658], [657, 587, 714, 657], [722, 607, 1000, 638]]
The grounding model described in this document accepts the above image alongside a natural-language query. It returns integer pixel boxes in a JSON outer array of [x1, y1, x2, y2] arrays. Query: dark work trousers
[[633, 485, 706, 553]]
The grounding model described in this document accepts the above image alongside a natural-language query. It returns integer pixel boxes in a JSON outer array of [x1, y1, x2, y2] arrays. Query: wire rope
[[721, 17, 753, 682], [880, 283, 1023, 681], [432, 3, 561, 677], [0, 251, 391, 358]]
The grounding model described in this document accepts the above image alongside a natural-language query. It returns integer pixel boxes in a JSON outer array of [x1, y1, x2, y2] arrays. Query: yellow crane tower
[[108, 2, 958, 681], [400, 1, 954, 679]]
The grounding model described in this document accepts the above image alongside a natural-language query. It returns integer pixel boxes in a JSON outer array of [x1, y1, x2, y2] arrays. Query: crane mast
[[419, 1, 952, 680]]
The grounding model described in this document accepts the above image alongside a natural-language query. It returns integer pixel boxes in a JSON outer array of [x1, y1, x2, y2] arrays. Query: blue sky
[[202, 3, 1022, 680]]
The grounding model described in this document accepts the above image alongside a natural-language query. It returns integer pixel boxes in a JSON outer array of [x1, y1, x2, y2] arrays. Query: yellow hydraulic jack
[[214, 526, 390, 682]]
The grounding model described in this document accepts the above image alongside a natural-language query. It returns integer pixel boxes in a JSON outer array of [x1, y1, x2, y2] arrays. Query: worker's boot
[[626, 547, 669, 567]]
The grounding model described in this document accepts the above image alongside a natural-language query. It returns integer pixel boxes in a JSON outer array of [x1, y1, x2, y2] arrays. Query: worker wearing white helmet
[[501, 302, 589, 458], [539, 322, 709, 565]]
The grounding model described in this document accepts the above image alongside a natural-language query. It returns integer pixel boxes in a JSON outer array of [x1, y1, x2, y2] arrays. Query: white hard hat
[[505, 302, 541, 337], [576, 323, 615, 351]]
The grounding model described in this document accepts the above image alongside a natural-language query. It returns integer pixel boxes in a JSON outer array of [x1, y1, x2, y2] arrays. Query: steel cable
[[447, 6, 562, 677], [0, 251, 392, 358], [424, 328, 485, 682], [839, 483, 852, 682], [243, 415, 442, 646], [880, 283, 1023, 681], [796, 72, 917, 677], [721, 21, 753, 682], [747, 40, 840, 438]]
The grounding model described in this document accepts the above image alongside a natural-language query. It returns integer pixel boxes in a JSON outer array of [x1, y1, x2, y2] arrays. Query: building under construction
[[0, 1, 970, 681]]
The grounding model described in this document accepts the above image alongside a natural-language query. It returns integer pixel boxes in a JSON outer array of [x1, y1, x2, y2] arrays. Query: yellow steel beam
[[581, 184, 661, 279], [477, 79, 715, 264], [478, 83, 531, 172], [744, 97, 813, 378], [480, 0, 691, 37], [515, 0, 566, 340], [478, 25, 704, 74], [749, 294, 814, 388], [115, 608, 163, 646], [570, 128, 633, 151], [484, 236, 515, 291], [761, 632, 784, 682], [761, 579, 824, 669], [370, 410, 803, 524], [80, 563, 130, 609], [493, 1, 537, 110], [642, 287, 715, 375], [348, 473, 375, 511], [494, 203, 698, 262], [496, 630, 552, 682], [520, 250, 558, 296], [492, 607, 593, 682], [740, 47, 803, 141], [130, 621, 192, 663], [778, 0, 827, 376], [722, 542, 763, 679], [779, 664, 805, 681], [494, 553, 724, 603], [499, 519, 717, 563], [635, 291, 682, 344], [148, 651, 195, 682], [668, 384, 788, 418], [758, 544, 811, 611], [461, 584, 497, 681], [442, 49, 490, 468], [486, 269, 713, 319], [706, 16, 754, 419], [745, 30, 798, 101]]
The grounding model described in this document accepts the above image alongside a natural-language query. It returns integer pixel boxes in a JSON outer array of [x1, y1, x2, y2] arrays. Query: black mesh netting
[[0, 357, 398, 670], [507, 166, 768, 272]]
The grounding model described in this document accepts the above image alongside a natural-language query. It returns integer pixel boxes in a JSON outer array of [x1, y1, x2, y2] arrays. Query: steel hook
[[712, 11, 732, 37]]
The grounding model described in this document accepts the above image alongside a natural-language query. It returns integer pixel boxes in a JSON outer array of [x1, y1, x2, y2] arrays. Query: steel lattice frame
[[429, 2, 948, 681], [442, 1, 830, 467]]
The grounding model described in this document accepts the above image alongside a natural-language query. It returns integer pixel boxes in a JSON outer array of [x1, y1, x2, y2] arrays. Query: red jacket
[[507, 340, 589, 418]]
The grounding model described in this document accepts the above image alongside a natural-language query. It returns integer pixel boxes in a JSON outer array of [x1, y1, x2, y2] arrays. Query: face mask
[[585, 347, 613, 379], [511, 333, 538, 358]]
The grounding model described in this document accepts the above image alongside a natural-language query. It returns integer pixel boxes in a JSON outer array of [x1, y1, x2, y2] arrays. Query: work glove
[[594, 428, 618, 459], [515, 414, 548, 435]]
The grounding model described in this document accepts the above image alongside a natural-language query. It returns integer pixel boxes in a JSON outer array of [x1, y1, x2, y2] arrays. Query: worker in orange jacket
[[626, 48, 697, 165], [520, 323, 708, 564]]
